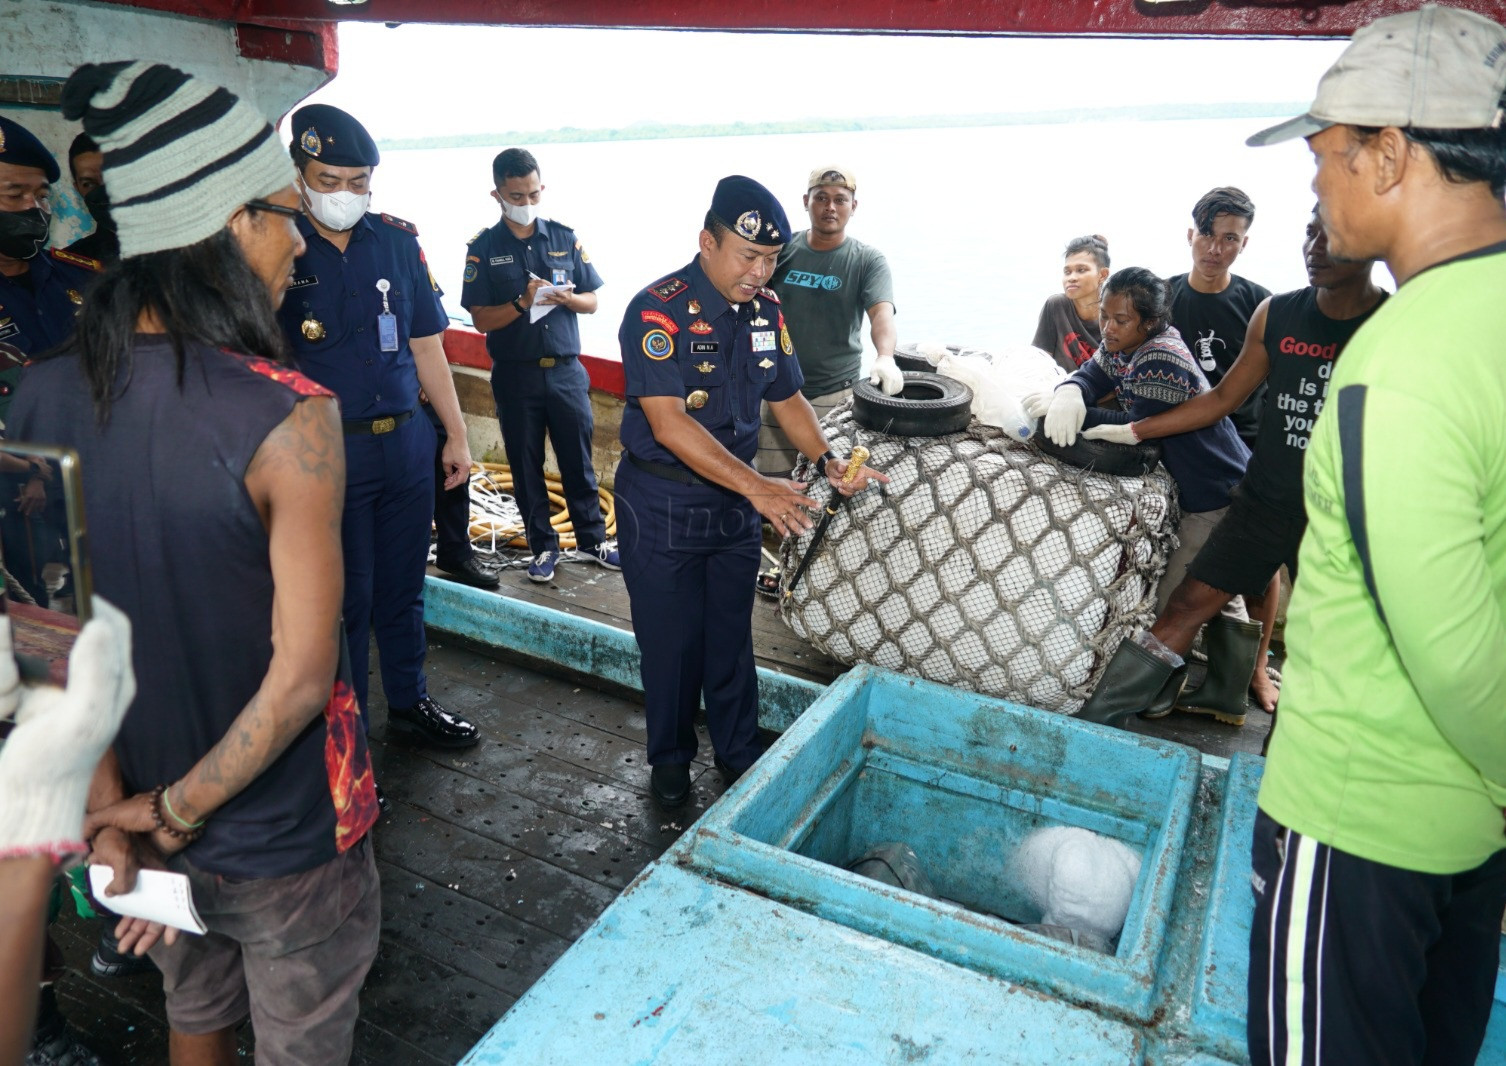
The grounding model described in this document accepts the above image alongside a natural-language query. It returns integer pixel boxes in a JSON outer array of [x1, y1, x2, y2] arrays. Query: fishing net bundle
[[778, 404, 1179, 714]]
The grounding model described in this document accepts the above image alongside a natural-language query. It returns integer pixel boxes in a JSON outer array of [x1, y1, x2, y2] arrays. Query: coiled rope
[[460, 462, 617, 552]]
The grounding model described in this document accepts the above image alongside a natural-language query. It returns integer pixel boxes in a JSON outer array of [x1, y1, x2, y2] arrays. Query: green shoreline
[[379, 101, 1306, 151]]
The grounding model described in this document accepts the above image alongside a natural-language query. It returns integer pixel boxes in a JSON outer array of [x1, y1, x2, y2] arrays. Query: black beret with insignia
[[290, 104, 380, 168], [0, 116, 60, 183], [709, 175, 789, 247]]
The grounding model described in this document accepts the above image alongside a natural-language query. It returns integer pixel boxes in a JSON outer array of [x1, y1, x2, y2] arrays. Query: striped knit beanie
[[60, 62, 294, 259]]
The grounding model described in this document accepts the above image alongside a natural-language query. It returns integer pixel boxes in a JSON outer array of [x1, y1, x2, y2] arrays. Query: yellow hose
[[465, 462, 616, 551]]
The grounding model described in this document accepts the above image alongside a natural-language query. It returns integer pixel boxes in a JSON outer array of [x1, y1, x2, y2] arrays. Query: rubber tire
[[1034, 430, 1163, 477], [893, 340, 954, 374], [852, 371, 973, 438]]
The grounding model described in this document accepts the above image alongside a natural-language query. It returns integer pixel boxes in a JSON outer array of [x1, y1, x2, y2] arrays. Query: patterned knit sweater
[[1064, 325, 1249, 512]]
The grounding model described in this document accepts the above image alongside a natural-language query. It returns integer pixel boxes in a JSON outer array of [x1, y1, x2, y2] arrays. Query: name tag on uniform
[[378, 312, 399, 352], [751, 331, 776, 352], [490, 256, 513, 266], [690, 341, 719, 354], [288, 275, 319, 289]]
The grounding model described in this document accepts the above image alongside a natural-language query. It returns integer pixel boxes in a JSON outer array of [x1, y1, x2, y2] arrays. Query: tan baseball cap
[[807, 165, 857, 193], [1247, 4, 1506, 147]]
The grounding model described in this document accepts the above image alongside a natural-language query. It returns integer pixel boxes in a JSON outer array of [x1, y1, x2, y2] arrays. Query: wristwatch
[[511, 296, 527, 315], [814, 450, 837, 477]]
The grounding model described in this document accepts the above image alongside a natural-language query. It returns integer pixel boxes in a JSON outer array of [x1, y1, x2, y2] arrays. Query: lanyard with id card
[[375, 279, 399, 352]]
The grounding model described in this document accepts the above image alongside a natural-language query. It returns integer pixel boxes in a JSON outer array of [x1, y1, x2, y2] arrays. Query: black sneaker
[[90, 925, 156, 978], [388, 696, 479, 749], [29, 987, 101, 1066]]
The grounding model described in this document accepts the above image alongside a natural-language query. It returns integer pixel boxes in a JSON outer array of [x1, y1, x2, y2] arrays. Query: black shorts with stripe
[[1246, 809, 1506, 1065], [1187, 481, 1305, 601]]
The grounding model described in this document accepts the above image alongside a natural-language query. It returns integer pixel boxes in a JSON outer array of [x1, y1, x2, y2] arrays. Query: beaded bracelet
[[150, 785, 205, 843]]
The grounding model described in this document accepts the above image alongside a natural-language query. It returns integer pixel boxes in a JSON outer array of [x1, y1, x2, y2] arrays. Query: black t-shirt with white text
[[1243, 285, 1386, 515], [1168, 273, 1272, 442]]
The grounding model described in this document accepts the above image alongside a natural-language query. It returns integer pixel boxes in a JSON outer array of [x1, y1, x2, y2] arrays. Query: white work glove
[[869, 354, 904, 396], [1042, 386, 1088, 446], [0, 597, 135, 863], [1021, 391, 1053, 420], [1081, 422, 1141, 446]]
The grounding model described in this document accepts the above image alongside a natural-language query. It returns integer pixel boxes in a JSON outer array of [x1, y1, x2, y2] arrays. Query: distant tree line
[[378, 101, 1306, 151]]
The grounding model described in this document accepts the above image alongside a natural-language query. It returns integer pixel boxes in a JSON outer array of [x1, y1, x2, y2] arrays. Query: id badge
[[552, 268, 569, 286], [378, 312, 399, 352]]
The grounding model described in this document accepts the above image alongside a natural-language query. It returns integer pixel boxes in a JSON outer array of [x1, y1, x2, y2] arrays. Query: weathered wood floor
[[49, 553, 1269, 1063]]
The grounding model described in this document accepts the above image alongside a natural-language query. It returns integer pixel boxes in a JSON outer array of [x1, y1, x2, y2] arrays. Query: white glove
[[1081, 422, 1141, 446], [1043, 386, 1088, 446], [869, 354, 904, 396], [1021, 392, 1052, 420], [0, 597, 136, 862]]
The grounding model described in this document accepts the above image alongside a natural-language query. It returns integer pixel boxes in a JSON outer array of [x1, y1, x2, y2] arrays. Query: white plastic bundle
[[1012, 826, 1143, 943]]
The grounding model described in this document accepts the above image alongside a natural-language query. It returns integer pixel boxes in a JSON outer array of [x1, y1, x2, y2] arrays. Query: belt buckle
[[539, 357, 556, 368], [371, 416, 397, 435]]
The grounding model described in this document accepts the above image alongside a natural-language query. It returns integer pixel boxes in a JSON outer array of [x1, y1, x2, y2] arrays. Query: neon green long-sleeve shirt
[[1259, 243, 1506, 874]]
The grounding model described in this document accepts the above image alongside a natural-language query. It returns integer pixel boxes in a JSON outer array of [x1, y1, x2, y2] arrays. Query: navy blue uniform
[[615, 258, 804, 769], [276, 211, 447, 721], [0, 247, 99, 604], [0, 248, 100, 419], [460, 218, 608, 554]]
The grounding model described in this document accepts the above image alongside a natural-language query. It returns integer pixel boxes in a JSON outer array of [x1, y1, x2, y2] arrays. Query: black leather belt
[[627, 452, 711, 487], [343, 409, 415, 436]]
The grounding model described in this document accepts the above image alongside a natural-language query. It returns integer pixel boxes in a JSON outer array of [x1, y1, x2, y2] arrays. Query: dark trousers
[[430, 419, 473, 570], [490, 358, 605, 554], [1247, 809, 1506, 1065], [614, 458, 762, 770], [342, 415, 435, 720]]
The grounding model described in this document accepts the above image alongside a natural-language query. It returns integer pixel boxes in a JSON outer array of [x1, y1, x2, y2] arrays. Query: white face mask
[[500, 200, 537, 226], [303, 185, 370, 232]]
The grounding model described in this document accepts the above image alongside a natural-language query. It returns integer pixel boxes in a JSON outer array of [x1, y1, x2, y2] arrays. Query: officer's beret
[[0, 116, 60, 183], [290, 104, 380, 168], [709, 175, 789, 247]]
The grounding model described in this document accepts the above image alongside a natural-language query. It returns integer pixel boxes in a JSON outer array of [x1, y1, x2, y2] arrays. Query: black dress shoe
[[90, 924, 156, 978], [375, 783, 392, 817], [388, 696, 480, 749], [437, 555, 501, 590], [713, 756, 746, 785], [650, 763, 691, 808]]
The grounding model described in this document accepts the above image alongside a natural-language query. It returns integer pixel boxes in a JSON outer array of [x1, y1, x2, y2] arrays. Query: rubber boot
[[1174, 617, 1263, 726], [1077, 639, 1188, 727]]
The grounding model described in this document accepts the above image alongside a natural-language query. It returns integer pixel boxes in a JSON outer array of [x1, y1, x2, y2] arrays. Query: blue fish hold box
[[463, 663, 1506, 1064], [683, 665, 1199, 1024]]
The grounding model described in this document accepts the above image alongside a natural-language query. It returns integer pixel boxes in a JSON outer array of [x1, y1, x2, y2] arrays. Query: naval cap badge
[[734, 211, 761, 241]]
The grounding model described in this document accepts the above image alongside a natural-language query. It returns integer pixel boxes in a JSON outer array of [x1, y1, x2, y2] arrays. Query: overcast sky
[[295, 24, 1348, 141]]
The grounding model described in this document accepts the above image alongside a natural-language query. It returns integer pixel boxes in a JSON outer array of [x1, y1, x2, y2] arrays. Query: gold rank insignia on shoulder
[[66, 289, 83, 305], [301, 313, 326, 342], [694, 361, 716, 374], [687, 300, 700, 315], [689, 320, 712, 334], [686, 389, 709, 410]]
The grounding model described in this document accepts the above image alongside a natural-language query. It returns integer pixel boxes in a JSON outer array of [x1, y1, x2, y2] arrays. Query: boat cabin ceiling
[[7, 0, 1501, 177]]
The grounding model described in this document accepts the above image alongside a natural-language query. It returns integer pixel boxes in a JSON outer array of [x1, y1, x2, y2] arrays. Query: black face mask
[[83, 186, 115, 234], [0, 208, 51, 261]]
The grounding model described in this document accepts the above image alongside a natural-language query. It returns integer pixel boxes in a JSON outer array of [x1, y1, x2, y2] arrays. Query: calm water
[[370, 119, 1336, 364]]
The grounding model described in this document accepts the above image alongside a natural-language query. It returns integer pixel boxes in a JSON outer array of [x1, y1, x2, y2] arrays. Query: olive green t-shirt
[[770, 232, 895, 398], [1259, 242, 1506, 874]]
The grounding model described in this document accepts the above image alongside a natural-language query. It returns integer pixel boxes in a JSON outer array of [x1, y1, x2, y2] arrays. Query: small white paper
[[528, 283, 575, 323], [88, 864, 207, 935]]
